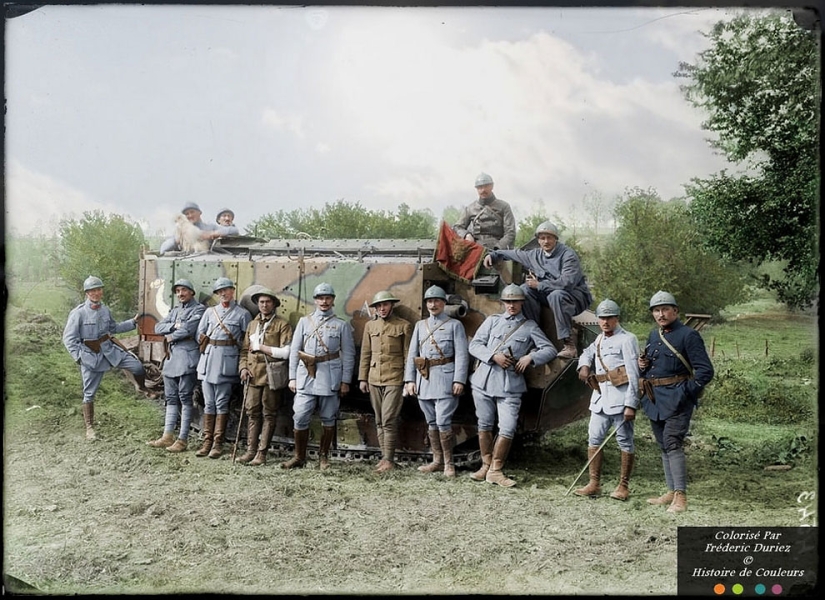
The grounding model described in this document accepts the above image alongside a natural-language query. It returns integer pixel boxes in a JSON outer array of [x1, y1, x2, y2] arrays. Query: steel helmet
[[595, 299, 621, 318], [313, 282, 336, 298], [172, 278, 195, 293], [212, 277, 235, 292], [83, 276, 104, 291], [500, 284, 526, 301], [251, 287, 280, 307], [535, 220, 560, 238], [423, 285, 447, 301], [474, 172, 494, 187], [181, 202, 201, 214], [216, 208, 234, 222], [649, 290, 678, 310], [369, 290, 400, 307]]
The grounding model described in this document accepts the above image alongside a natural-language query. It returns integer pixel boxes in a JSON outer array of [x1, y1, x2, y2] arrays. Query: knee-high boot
[[319, 426, 336, 470], [208, 413, 228, 458], [250, 418, 274, 466], [195, 414, 215, 457], [441, 430, 456, 478], [610, 451, 635, 501], [237, 416, 261, 464], [486, 436, 516, 488], [82, 403, 96, 441], [281, 429, 308, 469], [417, 429, 443, 473], [470, 431, 494, 481], [574, 446, 603, 497]]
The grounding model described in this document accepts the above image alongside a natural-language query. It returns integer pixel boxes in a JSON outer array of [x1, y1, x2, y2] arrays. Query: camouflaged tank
[[136, 235, 598, 466]]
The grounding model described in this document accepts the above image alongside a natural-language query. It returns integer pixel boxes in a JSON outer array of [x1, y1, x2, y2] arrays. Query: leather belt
[[427, 357, 455, 367], [311, 352, 340, 363], [646, 374, 690, 386], [208, 339, 237, 347], [595, 373, 608, 383], [83, 334, 110, 353]]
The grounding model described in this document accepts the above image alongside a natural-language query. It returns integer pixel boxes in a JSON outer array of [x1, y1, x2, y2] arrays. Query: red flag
[[435, 221, 486, 282]]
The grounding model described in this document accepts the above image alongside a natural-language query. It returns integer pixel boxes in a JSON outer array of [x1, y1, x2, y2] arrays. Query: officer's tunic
[[63, 299, 144, 403], [469, 312, 556, 438], [196, 301, 252, 414], [452, 194, 516, 250], [577, 325, 641, 451], [289, 308, 355, 429], [489, 243, 592, 339]]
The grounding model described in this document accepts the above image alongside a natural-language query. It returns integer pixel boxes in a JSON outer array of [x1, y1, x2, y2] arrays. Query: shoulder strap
[[212, 306, 239, 347], [658, 327, 695, 377], [595, 334, 609, 372], [490, 318, 528, 354]]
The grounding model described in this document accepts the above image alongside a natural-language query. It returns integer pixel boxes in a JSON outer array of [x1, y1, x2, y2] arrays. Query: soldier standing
[[468, 284, 557, 487], [62, 276, 149, 440], [146, 278, 206, 452], [639, 291, 714, 513], [358, 291, 413, 473], [282, 283, 356, 471], [404, 285, 470, 478], [452, 172, 517, 250], [195, 277, 252, 459], [574, 299, 641, 500], [238, 288, 293, 466]]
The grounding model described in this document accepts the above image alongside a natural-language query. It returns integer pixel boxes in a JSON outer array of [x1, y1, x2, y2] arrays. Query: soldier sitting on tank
[[359, 290, 413, 474], [202, 208, 241, 241], [574, 299, 641, 500], [483, 220, 593, 359], [159, 202, 219, 254], [62, 276, 151, 440], [404, 285, 470, 478], [282, 283, 356, 471], [146, 278, 206, 453], [468, 284, 557, 487], [452, 172, 517, 250], [237, 288, 293, 466]]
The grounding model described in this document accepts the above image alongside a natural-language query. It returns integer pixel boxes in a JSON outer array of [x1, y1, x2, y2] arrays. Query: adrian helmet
[[369, 290, 400, 307], [595, 299, 621, 318], [313, 282, 336, 298], [251, 287, 280, 307], [216, 208, 234, 223], [212, 277, 235, 292], [649, 290, 678, 310], [181, 202, 201, 214], [535, 220, 560, 238], [83, 276, 104, 291], [172, 278, 195, 293], [474, 172, 494, 187], [423, 285, 447, 301], [500, 284, 526, 301]]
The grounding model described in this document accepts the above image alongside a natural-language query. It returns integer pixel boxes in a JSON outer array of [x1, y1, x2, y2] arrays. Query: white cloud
[[261, 108, 305, 139]]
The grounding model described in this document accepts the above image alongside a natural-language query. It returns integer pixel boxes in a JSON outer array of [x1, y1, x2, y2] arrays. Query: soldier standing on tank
[[146, 278, 206, 453], [194, 277, 252, 459], [639, 291, 714, 513], [237, 288, 293, 466], [468, 284, 557, 487], [358, 291, 413, 474], [452, 172, 517, 250], [484, 220, 593, 359], [574, 299, 641, 500], [404, 285, 470, 478], [62, 276, 149, 440], [282, 283, 356, 471]]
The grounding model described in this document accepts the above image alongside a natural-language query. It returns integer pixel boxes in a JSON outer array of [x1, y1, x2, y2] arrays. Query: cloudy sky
[[5, 4, 780, 238]]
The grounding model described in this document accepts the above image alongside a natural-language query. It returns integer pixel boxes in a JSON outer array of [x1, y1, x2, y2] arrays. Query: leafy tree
[[57, 211, 146, 317], [246, 200, 436, 239], [584, 188, 747, 322], [676, 12, 819, 308]]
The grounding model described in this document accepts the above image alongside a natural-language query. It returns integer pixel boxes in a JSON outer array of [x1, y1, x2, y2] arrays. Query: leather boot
[[281, 429, 309, 469], [470, 431, 494, 481], [319, 426, 336, 470], [574, 446, 603, 497], [133, 373, 157, 398], [441, 430, 456, 478], [208, 413, 228, 458], [166, 438, 188, 453], [667, 490, 688, 513], [82, 403, 96, 441], [146, 432, 175, 448], [557, 337, 578, 359], [486, 436, 516, 488], [610, 452, 635, 501], [250, 420, 274, 466], [236, 417, 261, 464], [195, 414, 215, 457], [376, 430, 396, 473], [647, 490, 675, 506], [418, 429, 443, 473]]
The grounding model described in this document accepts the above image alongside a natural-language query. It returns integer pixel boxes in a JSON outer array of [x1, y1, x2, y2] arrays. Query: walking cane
[[564, 420, 626, 496], [231, 378, 249, 464]]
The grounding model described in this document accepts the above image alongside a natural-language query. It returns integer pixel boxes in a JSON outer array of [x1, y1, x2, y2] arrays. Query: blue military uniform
[[197, 301, 252, 412]]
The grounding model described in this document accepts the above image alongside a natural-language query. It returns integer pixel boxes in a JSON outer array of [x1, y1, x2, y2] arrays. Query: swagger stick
[[564, 421, 626, 496], [231, 378, 250, 465]]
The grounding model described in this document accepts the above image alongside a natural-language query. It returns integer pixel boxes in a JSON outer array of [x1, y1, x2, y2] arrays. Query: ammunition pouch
[[83, 334, 110, 354], [606, 365, 629, 387], [198, 334, 210, 353], [298, 351, 339, 379], [585, 374, 601, 392]]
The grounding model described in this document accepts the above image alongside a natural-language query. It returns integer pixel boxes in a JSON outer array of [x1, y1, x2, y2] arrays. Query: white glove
[[270, 345, 290, 359]]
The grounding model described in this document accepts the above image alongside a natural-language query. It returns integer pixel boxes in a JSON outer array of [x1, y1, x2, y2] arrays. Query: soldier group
[[64, 175, 713, 512]]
